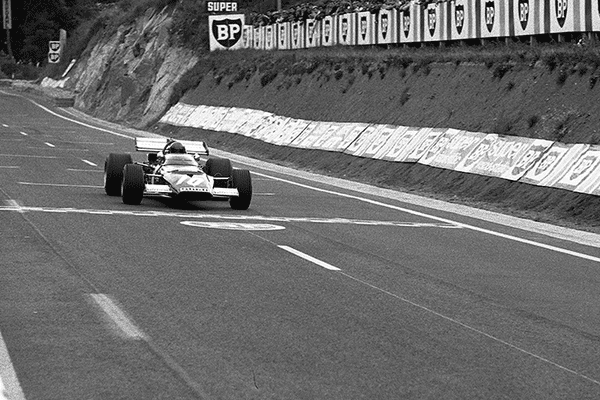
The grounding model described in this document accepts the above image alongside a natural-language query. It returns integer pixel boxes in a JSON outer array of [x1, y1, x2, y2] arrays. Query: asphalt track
[[1, 89, 600, 399]]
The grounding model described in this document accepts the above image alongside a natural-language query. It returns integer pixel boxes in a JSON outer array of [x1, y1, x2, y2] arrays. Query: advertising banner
[[316, 123, 369, 152], [208, 14, 245, 51], [451, 0, 476, 40], [295, 122, 334, 149], [399, 3, 422, 43], [553, 145, 600, 191], [344, 125, 379, 156], [338, 13, 357, 46], [242, 25, 253, 49], [160, 103, 195, 126], [500, 138, 554, 181], [306, 19, 321, 48], [512, 0, 546, 37], [404, 128, 446, 162], [423, 2, 451, 42], [253, 26, 262, 49], [270, 118, 310, 146], [236, 110, 273, 136], [264, 25, 276, 50], [377, 9, 398, 45], [291, 21, 305, 49], [361, 125, 399, 158], [418, 128, 470, 167], [322, 16, 337, 46], [547, 0, 589, 34], [455, 133, 499, 173], [357, 11, 376, 46], [277, 22, 290, 49], [520, 143, 589, 186], [593, 0, 600, 32], [479, 0, 511, 39], [312, 123, 346, 150], [380, 127, 420, 161], [250, 114, 286, 141]]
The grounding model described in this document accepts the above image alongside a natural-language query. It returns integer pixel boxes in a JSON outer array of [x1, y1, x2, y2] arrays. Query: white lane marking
[[0, 329, 26, 400], [1, 124, 8, 128], [0, 205, 460, 228], [62, 141, 114, 145], [19, 131, 27, 136], [17, 182, 103, 189], [339, 271, 600, 387], [67, 168, 102, 172], [44, 142, 55, 148], [181, 221, 285, 230], [89, 294, 147, 340], [253, 172, 600, 264], [28, 101, 135, 140], [0, 166, 19, 169], [81, 159, 97, 167], [0, 154, 57, 159], [279, 245, 341, 271]]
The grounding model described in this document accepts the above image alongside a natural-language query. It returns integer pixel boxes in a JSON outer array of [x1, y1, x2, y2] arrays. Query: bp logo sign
[[556, 0, 568, 27], [210, 17, 243, 49], [518, 0, 529, 30], [380, 13, 389, 39], [485, 1, 495, 32], [427, 7, 436, 36], [403, 12, 411, 38], [455, 5, 465, 34]]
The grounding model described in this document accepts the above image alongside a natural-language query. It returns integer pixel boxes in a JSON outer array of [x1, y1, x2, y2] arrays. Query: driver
[[163, 140, 186, 154]]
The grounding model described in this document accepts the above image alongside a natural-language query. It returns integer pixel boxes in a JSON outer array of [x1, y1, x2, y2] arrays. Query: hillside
[[54, 6, 600, 233]]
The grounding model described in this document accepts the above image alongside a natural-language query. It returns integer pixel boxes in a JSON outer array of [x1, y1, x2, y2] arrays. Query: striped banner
[[322, 16, 337, 46], [277, 22, 290, 49], [337, 13, 357, 46], [290, 21, 305, 49], [357, 11, 376, 46]]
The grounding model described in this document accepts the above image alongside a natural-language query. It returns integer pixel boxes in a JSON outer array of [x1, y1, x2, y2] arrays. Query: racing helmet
[[165, 141, 186, 154]]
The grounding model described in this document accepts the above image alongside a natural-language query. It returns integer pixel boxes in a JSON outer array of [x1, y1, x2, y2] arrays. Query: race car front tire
[[205, 157, 232, 178], [122, 164, 145, 205], [229, 169, 252, 210], [104, 153, 132, 196]]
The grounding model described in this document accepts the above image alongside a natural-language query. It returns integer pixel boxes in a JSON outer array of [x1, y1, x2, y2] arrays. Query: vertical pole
[[277, 0, 281, 11], [3, 0, 12, 59]]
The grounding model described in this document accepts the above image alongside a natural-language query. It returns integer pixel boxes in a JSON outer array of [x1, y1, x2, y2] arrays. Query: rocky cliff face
[[65, 7, 198, 127]]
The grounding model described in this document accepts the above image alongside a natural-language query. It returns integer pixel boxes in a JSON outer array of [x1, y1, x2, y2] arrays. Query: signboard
[[208, 14, 245, 51], [48, 41, 61, 64], [206, 2, 238, 13], [2, 0, 11, 29]]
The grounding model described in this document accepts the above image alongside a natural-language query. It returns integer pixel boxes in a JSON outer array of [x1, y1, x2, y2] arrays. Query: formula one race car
[[104, 137, 252, 210]]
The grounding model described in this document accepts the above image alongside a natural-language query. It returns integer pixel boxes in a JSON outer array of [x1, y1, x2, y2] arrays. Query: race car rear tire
[[104, 153, 132, 196], [122, 164, 145, 205], [229, 169, 252, 210], [205, 157, 232, 178]]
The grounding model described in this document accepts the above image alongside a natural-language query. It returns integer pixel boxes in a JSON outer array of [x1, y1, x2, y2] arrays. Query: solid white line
[[44, 142, 55, 148], [279, 245, 341, 271], [17, 182, 103, 189], [256, 172, 600, 264], [0, 154, 57, 159], [67, 168, 102, 172], [29, 101, 134, 140], [0, 329, 26, 400], [0, 166, 19, 169], [81, 159, 97, 167], [89, 294, 147, 340]]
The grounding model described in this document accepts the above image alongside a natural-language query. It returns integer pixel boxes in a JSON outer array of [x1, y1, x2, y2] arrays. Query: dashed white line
[[81, 159, 97, 167], [17, 182, 103, 189], [279, 245, 341, 271], [89, 294, 147, 340], [19, 131, 27, 136], [1, 124, 8, 128], [0, 166, 19, 169], [44, 142, 55, 148], [0, 154, 57, 159]]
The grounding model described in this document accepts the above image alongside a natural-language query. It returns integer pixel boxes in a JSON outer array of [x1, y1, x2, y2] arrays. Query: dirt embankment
[[164, 55, 600, 233]]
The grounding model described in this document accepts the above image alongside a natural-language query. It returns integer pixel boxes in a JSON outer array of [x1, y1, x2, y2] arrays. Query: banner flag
[[271, 118, 310, 145], [338, 13, 357, 46], [306, 19, 321, 48], [553, 145, 600, 191], [373, 126, 409, 159], [405, 128, 446, 162], [501, 139, 554, 181], [377, 9, 398, 45], [277, 23, 290, 49], [242, 25, 253, 49], [357, 11, 376, 46], [362, 125, 399, 158], [291, 21, 306, 49], [520, 143, 588, 186], [321, 16, 337, 46]]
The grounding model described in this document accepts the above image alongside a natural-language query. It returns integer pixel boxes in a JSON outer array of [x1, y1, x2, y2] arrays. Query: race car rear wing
[[135, 137, 210, 155]]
